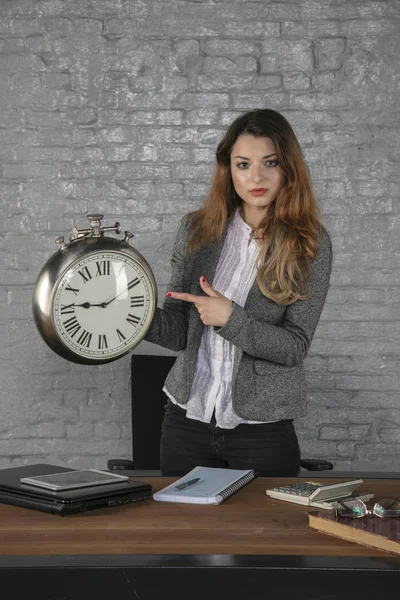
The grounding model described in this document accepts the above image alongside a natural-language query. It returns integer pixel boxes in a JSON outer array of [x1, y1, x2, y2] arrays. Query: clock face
[[52, 251, 154, 360]]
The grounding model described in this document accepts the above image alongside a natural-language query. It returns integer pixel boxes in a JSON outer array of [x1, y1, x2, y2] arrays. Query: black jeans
[[160, 400, 301, 477]]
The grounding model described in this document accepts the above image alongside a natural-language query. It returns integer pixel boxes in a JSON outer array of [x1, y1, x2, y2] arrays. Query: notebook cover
[[153, 466, 257, 504], [0, 464, 152, 516], [308, 509, 400, 556]]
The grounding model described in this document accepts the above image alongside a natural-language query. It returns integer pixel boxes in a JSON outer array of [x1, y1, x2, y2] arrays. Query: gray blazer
[[144, 214, 332, 421]]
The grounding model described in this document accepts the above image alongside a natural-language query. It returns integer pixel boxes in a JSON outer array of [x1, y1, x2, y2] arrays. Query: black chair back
[[128, 354, 333, 473], [131, 354, 176, 469]]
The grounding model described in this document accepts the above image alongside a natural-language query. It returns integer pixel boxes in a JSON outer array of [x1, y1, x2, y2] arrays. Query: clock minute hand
[[104, 287, 129, 307]]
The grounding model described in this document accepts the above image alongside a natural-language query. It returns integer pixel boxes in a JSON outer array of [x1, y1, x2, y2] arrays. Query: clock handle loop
[[123, 231, 134, 244], [86, 214, 122, 238], [67, 215, 123, 243], [55, 236, 67, 251], [100, 222, 122, 236]]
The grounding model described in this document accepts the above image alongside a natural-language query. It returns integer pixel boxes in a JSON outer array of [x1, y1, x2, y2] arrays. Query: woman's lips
[[249, 189, 267, 196]]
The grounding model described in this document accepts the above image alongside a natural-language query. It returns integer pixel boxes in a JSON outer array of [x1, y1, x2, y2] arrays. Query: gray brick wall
[[0, 0, 399, 471]]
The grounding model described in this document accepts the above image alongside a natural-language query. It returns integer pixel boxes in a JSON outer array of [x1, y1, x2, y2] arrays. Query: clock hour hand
[[75, 302, 107, 309]]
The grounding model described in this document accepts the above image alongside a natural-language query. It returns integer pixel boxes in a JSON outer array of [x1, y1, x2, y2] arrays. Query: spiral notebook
[[153, 466, 257, 505]]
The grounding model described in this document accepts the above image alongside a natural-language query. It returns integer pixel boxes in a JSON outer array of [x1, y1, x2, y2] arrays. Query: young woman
[[144, 108, 332, 476]]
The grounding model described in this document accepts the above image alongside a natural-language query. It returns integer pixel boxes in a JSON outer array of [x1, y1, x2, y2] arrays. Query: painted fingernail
[[167, 292, 172, 297], [201, 276, 206, 282]]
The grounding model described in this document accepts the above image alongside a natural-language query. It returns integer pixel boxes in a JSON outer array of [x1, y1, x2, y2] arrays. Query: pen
[[174, 477, 201, 491]]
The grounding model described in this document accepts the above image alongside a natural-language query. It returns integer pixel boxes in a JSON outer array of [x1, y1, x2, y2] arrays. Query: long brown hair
[[183, 108, 323, 305]]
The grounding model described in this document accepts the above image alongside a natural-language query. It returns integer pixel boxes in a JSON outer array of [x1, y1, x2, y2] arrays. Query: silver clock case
[[32, 236, 157, 365]]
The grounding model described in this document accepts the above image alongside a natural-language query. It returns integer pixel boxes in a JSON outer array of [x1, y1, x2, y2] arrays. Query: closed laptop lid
[[0, 463, 151, 504]]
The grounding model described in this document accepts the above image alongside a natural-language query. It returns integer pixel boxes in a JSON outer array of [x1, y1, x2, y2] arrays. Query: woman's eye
[[236, 160, 278, 169]]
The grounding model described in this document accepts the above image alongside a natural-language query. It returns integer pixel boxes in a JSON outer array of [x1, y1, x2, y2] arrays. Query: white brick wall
[[0, 0, 399, 471]]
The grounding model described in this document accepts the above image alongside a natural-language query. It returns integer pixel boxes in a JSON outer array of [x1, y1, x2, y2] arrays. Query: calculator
[[266, 479, 366, 508]]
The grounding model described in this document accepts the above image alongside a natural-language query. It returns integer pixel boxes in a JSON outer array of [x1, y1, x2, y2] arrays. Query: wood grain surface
[[1, 477, 400, 557]]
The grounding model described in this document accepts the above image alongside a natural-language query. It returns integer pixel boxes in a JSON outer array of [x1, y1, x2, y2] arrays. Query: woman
[[144, 108, 332, 476]]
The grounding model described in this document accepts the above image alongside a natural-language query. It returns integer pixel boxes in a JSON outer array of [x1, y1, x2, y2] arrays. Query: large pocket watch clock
[[32, 214, 157, 365]]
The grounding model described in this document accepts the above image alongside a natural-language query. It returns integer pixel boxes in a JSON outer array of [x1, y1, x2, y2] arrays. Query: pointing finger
[[167, 291, 200, 303]]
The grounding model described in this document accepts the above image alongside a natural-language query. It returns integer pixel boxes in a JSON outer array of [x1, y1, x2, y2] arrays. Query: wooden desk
[[1, 476, 400, 599]]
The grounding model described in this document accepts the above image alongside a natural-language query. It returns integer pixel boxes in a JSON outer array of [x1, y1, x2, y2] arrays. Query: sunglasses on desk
[[337, 497, 400, 519]]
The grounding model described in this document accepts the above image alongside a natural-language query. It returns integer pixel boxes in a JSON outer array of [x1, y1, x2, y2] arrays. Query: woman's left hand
[[167, 276, 233, 327]]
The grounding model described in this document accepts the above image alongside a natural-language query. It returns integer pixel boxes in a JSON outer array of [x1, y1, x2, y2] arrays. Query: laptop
[[0, 463, 152, 516]]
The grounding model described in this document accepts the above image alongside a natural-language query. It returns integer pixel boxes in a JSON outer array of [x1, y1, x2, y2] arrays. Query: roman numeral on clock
[[78, 266, 92, 283], [63, 316, 81, 338], [77, 329, 92, 348], [127, 278, 140, 290], [98, 334, 108, 349], [65, 284, 80, 296], [126, 314, 140, 327], [95, 260, 110, 277], [60, 303, 75, 315], [130, 295, 144, 307], [116, 329, 126, 342]]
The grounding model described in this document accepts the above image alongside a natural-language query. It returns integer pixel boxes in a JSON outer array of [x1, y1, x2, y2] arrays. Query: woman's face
[[230, 134, 285, 216]]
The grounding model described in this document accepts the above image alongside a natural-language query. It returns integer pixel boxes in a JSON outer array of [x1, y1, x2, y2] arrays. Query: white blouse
[[163, 209, 276, 428]]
